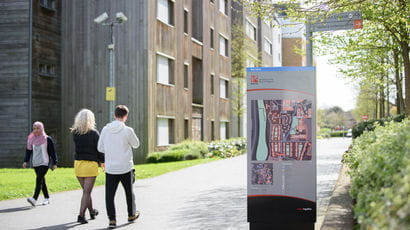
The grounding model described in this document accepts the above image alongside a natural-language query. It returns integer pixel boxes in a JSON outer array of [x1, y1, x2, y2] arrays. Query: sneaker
[[77, 215, 88, 224], [128, 211, 140, 222], [108, 220, 116, 229], [42, 198, 49, 205], [27, 197, 36, 206], [90, 209, 99, 220]]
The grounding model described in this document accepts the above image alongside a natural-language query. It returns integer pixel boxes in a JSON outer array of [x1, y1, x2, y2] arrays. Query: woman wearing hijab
[[71, 109, 104, 224], [23, 121, 58, 206]]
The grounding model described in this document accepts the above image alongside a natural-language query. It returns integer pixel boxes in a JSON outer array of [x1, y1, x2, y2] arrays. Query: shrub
[[329, 130, 347, 137], [146, 152, 161, 163], [208, 137, 246, 158], [158, 149, 187, 162], [168, 140, 209, 158], [343, 119, 410, 229], [352, 114, 406, 139]]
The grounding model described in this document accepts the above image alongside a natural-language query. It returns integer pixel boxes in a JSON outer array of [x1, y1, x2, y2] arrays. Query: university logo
[[251, 75, 259, 84]]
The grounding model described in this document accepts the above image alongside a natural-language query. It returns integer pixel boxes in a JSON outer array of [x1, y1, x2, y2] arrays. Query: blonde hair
[[71, 109, 96, 135]]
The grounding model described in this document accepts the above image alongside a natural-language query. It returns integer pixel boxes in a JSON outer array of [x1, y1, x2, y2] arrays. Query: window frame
[[219, 77, 229, 99], [157, 0, 175, 26], [219, 34, 229, 57], [156, 116, 175, 146], [156, 52, 175, 85]]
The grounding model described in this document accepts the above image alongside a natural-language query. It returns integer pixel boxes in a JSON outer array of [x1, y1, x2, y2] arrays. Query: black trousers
[[105, 171, 136, 221], [33, 166, 49, 200]]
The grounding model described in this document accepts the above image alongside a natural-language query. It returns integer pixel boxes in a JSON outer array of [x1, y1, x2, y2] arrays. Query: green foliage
[[208, 137, 247, 158], [343, 119, 410, 229], [146, 140, 209, 163], [329, 130, 347, 137], [169, 140, 209, 158], [0, 158, 218, 201], [352, 114, 406, 138]]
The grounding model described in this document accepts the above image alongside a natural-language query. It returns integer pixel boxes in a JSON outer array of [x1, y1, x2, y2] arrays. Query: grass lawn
[[0, 158, 218, 201]]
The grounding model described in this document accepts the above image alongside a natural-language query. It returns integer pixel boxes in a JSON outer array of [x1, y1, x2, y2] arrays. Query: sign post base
[[250, 222, 315, 230]]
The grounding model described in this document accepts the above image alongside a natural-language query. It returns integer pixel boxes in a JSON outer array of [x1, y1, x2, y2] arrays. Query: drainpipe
[[28, 0, 33, 132]]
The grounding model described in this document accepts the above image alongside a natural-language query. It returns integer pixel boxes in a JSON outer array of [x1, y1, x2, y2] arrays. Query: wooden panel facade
[[1, 0, 232, 167], [61, 0, 148, 165], [0, 0, 30, 167], [31, 0, 62, 155]]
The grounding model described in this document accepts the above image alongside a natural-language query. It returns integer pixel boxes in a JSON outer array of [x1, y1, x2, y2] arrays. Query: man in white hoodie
[[98, 105, 140, 229]]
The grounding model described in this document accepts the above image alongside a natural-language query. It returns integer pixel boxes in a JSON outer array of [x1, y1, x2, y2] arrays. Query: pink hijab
[[27, 121, 47, 150]]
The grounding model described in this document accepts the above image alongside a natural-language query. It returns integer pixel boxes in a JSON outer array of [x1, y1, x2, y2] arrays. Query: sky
[[316, 55, 357, 111]]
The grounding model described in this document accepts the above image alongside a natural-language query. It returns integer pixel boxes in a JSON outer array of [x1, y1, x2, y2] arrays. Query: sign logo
[[251, 75, 259, 84], [354, 20, 363, 29]]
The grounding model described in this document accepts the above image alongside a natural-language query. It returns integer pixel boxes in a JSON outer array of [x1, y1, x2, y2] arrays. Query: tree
[[231, 22, 260, 137], [240, 0, 410, 115]]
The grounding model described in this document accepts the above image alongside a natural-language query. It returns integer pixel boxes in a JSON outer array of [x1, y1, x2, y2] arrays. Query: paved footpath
[[0, 138, 350, 230]]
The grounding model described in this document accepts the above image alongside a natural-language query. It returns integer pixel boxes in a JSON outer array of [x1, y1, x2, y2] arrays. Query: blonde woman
[[71, 109, 104, 224]]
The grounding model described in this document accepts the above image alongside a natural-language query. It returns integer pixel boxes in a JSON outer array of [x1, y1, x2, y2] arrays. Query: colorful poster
[[247, 67, 316, 225]]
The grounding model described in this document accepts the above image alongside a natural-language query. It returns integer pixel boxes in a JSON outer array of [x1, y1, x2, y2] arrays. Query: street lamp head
[[94, 12, 109, 24], [115, 12, 128, 23]]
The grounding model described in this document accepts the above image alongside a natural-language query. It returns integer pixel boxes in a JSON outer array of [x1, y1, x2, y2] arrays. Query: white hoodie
[[98, 120, 140, 174]]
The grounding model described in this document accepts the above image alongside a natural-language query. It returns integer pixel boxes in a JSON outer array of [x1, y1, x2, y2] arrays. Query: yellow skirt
[[74, 160, 99, 177]]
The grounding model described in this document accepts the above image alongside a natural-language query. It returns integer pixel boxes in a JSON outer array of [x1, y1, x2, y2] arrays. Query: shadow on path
[[27, 221, 134, 230], [28, 221, 80, 230], [0, 206, 33, 214], [171, 187, 247, 229]]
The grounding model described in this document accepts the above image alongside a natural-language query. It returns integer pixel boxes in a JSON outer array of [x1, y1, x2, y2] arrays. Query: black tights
[[77, 177, 96, 217], [33, 166, 49, 200]]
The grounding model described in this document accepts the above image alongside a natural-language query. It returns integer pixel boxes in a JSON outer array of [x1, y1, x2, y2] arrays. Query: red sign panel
[[354, 20, 363, 29], [362, 115, 368, 120]]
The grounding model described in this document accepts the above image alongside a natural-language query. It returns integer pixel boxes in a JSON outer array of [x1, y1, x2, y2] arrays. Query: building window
[[157, 54, 174, 85], [278, 34, 281, 44], [220, 121, 229, 140], [210, 28, 214, 49], [210, 74, 214, 95], [39, 63, 56, 77], [157, 117, 174, 146], [246, 19, 257, 41], [211, 121, 215, 140], [219, 35, 228, 57], [220, 78, 228, 99], [157, 0, 174, 25], [219, 0, 228, 15], [40, 0, 56, 11], [184, 119, 189, 139], [264, 39, 272, 55], [184, 9, 188, 33], [278, 53, 281, 62], [184, 63, 189, 89]]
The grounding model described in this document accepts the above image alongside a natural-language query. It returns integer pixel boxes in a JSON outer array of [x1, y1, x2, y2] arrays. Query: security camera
[[94, 12, 109, 24], [115, 12, 128, 23]]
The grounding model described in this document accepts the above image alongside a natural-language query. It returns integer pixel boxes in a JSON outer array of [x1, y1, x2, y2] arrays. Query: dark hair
[[115, 105, 129, 118]]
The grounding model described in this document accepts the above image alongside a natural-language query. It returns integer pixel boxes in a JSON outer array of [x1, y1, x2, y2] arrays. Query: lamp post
[[94, 12, 128, 122]]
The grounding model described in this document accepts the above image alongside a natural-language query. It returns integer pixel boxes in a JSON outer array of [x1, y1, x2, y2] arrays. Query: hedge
[[343, 118, 410, 229], [146, 138, 246, 163], [352, 113, 406, 139]]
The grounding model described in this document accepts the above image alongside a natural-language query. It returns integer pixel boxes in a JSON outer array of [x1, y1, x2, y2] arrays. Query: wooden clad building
[[0, 0, 231, 167], [59, 0, 231, 165], [0, 0, 61, 167]]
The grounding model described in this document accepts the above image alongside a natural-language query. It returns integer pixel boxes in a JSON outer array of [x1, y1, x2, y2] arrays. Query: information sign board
[[247, 67, 316, 228], [311, 11, 362, 32]]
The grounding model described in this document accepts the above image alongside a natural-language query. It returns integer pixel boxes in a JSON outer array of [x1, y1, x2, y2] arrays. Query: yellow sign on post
[[106, 87, 116, 101]]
